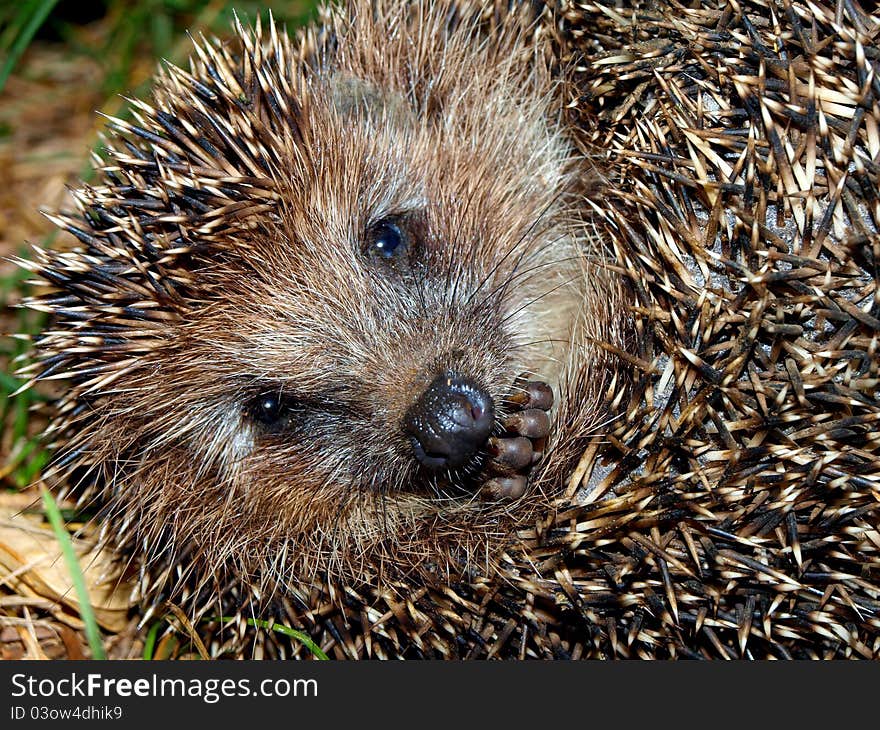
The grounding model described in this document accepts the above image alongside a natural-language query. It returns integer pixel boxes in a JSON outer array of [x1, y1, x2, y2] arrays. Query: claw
[[508, 381, 553, 411]]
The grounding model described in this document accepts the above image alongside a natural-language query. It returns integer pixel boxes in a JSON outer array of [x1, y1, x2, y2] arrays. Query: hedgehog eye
[[367, 219, 405, 260], [248, 393, 284, 426]]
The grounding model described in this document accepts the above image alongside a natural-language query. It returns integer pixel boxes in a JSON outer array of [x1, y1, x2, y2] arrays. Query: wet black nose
[[404, 373, 495, 471]]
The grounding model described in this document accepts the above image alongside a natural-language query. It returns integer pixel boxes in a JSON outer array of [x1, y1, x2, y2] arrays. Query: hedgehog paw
[[481, 380, 553, 501]]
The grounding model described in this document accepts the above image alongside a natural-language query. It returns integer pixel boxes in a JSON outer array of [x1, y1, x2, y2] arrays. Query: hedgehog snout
[[404, 372, 495, 471]]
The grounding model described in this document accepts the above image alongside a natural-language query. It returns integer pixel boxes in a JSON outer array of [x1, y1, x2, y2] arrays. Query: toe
[[502, 408, 551, 439]]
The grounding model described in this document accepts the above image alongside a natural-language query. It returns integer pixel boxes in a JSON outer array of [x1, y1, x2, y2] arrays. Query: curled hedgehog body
[[17, 0, 880, 658]]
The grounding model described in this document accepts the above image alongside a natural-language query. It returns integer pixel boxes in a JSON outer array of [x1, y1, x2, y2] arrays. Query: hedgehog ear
[[329, 74, 415, 127]]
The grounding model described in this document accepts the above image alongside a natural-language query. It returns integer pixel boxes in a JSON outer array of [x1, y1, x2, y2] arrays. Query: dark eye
[[248, 393, 283, 426], [367, 219, 405, 260]]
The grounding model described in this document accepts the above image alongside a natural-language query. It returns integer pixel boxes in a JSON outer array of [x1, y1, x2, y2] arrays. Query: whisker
[[462, 191, 567, 310]]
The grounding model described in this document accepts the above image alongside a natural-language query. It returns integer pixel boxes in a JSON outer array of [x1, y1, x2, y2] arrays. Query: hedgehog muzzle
[[404, 372, 494, 471]]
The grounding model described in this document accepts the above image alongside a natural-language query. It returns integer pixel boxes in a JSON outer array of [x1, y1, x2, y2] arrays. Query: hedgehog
[[14, 0, 880, 659]]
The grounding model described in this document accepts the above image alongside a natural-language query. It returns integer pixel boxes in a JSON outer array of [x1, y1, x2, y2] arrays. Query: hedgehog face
[[23, 5, 604, 599], [146, 73, 584, 542]]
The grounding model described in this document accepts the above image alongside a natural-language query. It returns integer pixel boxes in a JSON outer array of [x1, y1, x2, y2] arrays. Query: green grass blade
[[0, 0, 63, 94], [216, 616, 329, 659], [40, 488, 106, 660], [142, 620, 163, 660]]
